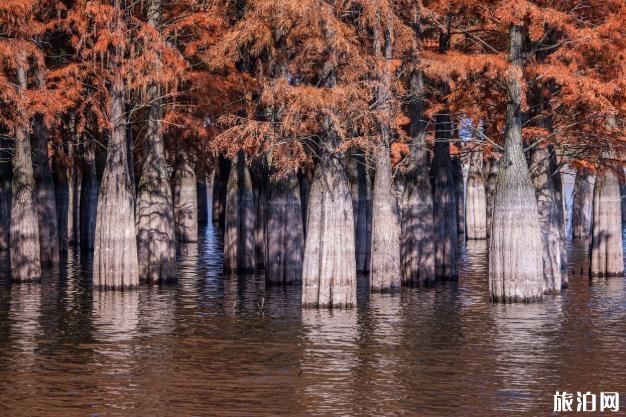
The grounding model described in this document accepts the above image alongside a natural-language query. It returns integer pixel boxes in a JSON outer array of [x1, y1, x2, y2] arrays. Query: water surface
[[0, 225, 624, 416]]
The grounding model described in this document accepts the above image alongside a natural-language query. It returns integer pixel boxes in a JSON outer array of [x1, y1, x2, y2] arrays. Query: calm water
[[0, 224, 625, 417]]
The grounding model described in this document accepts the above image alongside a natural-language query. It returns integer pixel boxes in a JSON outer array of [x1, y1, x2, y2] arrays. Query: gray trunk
[[483, 155, 499, 237], [589, 167, 623, 277], [223, 151, 256, 272], [302, 155, 357, 308], [465, 150, 487, 239], [92, 73, 139, 288], [173, 148, 198, 243], [549, 148, 567, 271], [572, 168, 592, 239], [80, 137, 98, 251], [452, 155, 465, 235], [299, 168, 312, 237], [10, 65, 42, 281], [530, 147, 562, 292], [31, 114, 60, 266], [370, 144, 401, 291], [489, 25, 544, 302], [265, 174, 304, 284], [400, 70, 435, 286], [345, 153, 372, 273]]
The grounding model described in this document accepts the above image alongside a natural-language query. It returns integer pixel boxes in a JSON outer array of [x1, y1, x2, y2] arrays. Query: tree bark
[[0, 138, 11, 251], [400, 69, 435, 286], [10, 62, 42, 281], [31, 113, 60, 266], [465, 150, 487, 239], [530, 147, 562, 293], [302, 154, 357, 308], [80, 136, 98, 251], [345, 153, 372, 273], [223, 151, 256, 272], [431, 110, 458, 279], [211, 155, 230, 232], [92, 32, 139, 289], [549, 147, 567, 272], [589, 167, 623, 277], [483, 155, 499, 237], [452, 155, 465, 235], [135, 0, 176, 284], [489, 25, 544, 302], [265, 174, 304, 284], [572, 168, 592, 239], [369, 13, 401, 291], [251, 162, 267, 269], [197, 170, 209, 226], [299, 168, 312, 238], [174, 148, 198, 243]]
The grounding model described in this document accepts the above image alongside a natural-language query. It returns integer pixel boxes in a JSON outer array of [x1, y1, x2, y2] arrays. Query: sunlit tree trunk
[[589, 167, 623, 277], [265, 174, 304, 284], [173, 147, 198, 243], [572, 168, 592, 239], [135, 0, 176, 284], [302, 154, 357, 308], [489, 25, 543, 302], [465, 150, 487, 239], [223, 151, 255, 272], [92, 1, 139, 288], [549, 147, 567, 272], [369, 13, 401, 291], [10, 61, 42, 281], [530, 147, 562, 293]]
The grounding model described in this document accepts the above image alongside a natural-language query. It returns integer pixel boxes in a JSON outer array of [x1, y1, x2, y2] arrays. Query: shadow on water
[[0, 223, 624, 416]]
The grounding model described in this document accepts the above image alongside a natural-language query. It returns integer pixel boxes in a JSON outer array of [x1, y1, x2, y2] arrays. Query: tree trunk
[[174, 148, 198, 243], [345, 153, 372, 273], [489, 25, 544, 302], [251, 162, 267, 269], [80, 136, 98, 251], [572, 168, 592, 239], [197, 170, 209, 226], [431, 110, 458, 279], [0, 138, 11, 251], [10, 62, 42, 281], [465, 150, 487, 239], [265, 174, 304, 284], [621, 175, 626, 225], [370, 144, 401, 291], [483, 155, 499, 237], [223, 151, 256, 272], [302, 154, 357, 308], [452, 155, 465, 235], [401, 70, 435, 286], [212, 155, 230, 231], [299, 168, 312, 238], [31, 113, 60, 266], [589, 167, 623, 277], [530, 147, 562, 293], [92, 70, 139, 288], [549, 148, 567, 271]]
